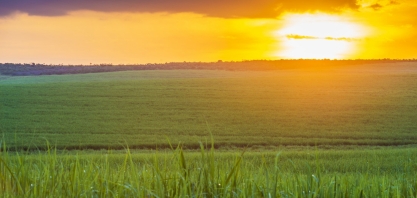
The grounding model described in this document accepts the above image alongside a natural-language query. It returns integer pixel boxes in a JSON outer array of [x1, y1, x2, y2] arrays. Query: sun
[[274, 13, 367, 59]]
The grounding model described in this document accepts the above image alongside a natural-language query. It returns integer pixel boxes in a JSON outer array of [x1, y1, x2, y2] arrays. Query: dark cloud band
[[0, 0, 358, 18]]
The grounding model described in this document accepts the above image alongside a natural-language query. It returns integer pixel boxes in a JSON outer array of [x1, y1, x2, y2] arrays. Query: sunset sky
[[0, 0, 416, 64]]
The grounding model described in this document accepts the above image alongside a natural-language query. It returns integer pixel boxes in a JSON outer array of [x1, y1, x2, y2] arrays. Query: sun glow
[[275, 13, 368, 59]]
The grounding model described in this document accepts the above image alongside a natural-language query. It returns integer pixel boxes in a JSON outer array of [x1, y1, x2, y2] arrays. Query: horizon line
[[2, 58, 417, 66]]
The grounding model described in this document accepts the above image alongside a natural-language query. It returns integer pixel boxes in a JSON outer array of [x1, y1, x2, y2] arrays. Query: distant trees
[[1, 59, 416, 76]]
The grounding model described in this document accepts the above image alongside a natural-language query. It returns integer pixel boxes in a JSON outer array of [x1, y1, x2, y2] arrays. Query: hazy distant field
[[1, 62, 417, 150]]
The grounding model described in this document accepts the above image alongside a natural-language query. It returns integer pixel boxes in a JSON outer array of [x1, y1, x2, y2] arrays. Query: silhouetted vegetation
[[1, 59, 416, 76]]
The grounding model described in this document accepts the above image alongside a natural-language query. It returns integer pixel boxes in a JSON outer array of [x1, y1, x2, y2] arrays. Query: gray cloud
[[0, 0, 359, 18]]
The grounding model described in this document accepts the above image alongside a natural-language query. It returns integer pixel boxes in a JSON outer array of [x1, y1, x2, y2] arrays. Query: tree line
[[1, 59, 416, 76]]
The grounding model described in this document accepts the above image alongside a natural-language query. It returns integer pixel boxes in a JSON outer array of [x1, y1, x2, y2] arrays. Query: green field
[[1, 62, 417, 197], [1, 62, 417, 149], [1, 144, 417, 197]]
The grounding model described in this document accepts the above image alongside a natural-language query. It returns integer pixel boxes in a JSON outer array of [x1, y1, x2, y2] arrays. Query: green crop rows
[[1, 65, 417, 150]]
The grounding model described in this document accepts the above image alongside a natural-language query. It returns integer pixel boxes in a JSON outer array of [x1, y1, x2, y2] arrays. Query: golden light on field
[[275, 13, 368, 59]]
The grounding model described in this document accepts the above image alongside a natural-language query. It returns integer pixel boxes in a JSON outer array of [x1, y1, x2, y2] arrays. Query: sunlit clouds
[[0, 0, 358, 18], [0, 11, 278, 64], [274, 13, 369, 59], [0, 0, 417, 63]]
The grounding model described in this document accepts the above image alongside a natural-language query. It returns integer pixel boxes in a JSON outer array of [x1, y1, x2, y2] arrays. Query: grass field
[[1, 62, 417, 150], [1, 62, 417, 197], [1, 144, 417, 197]]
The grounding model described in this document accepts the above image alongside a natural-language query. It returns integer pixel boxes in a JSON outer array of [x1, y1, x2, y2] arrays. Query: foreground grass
[[1, 144, 417, 197]]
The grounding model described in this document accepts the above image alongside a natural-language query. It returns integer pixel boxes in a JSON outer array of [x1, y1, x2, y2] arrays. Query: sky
[[0, 0, 416, 64]]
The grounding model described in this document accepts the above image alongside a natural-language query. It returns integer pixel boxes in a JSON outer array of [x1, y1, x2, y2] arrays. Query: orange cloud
[[0, 0, 358, 18]]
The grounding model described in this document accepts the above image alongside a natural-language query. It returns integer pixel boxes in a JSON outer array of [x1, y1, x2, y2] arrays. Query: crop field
[[1, 61, 417, 197], [1, 62, 417, 150]]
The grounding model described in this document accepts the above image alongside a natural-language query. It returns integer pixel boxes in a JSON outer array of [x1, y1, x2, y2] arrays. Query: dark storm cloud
[[0, 0, 359, 18]]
